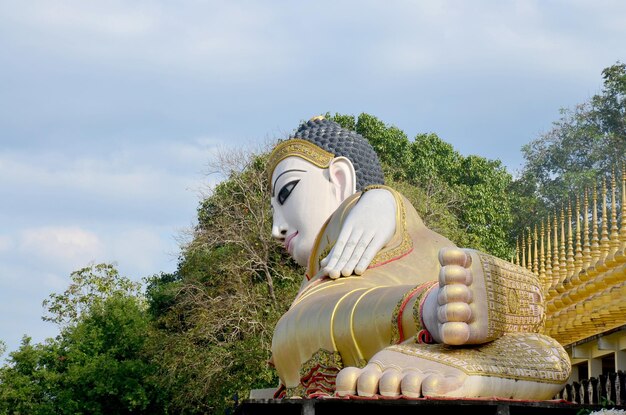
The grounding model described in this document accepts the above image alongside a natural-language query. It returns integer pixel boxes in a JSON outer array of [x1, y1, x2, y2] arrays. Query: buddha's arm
[[320, 188, 396, 278]]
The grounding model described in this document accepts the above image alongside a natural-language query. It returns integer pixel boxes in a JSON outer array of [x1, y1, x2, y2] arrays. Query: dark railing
[[556, 371, 626, 405]]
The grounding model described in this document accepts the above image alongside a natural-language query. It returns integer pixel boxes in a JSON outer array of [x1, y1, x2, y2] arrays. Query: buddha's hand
[[320, 188, 396, 279]]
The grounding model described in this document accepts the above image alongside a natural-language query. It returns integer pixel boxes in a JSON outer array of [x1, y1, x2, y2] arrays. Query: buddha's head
[[268, 116, 384, 267]]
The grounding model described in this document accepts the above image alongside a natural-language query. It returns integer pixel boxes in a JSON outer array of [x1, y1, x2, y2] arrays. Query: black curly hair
[[292, 117, 385, 191]]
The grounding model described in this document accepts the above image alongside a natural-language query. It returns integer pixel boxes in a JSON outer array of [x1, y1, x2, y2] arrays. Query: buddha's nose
[[272, 223, 287, 240]]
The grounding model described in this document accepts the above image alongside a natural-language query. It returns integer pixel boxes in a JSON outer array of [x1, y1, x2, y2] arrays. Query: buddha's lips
[[285, 231, 298, 253]]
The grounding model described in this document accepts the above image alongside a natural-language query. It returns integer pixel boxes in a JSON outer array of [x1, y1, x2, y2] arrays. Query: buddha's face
[[270, 156, 343, 267]]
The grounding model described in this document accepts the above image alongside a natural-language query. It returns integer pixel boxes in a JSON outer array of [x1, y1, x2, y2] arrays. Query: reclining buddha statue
[[268, 116, 571, 399]]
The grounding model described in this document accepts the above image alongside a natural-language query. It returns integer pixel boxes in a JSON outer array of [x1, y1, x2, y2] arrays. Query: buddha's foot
[[335, 333, 570, 400], [424, 248, 545, 345]]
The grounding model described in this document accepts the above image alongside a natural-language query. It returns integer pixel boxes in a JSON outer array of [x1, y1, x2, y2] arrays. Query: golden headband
[[267, 139, 335, 179]]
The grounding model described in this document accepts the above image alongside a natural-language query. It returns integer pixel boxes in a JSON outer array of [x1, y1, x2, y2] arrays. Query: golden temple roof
[[515, 167, 626, 346]]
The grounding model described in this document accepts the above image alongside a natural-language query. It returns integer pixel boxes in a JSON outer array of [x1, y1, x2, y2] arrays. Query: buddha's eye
[[278, 180, 300, 205]]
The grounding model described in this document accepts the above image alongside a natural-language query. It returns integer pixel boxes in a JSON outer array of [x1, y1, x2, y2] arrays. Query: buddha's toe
[[356, 365, 382, 397], [335, 367, 361, 396], [379, 368, 402, 397], [421, 373, 466, 397], [400, 370, 423, 398], [440, 321, 471, 345]]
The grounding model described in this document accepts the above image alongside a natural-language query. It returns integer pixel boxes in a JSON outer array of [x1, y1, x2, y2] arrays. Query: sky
[[0, 0, 625, 356]]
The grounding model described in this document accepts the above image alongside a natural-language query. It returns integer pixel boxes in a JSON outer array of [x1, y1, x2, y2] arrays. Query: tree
[[452, 155, 514, 257], [0, 337, 59, 415], [42, 263, 141, 327], [145, 147, 301, 414], [0, 264, 165, 415], [55, 294, 164, 414], [519, 62, 626, 210], [511, 62, 626, 241]]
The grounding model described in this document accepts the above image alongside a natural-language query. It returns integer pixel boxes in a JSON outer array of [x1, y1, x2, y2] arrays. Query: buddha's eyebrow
[[272, 169, 305, 197]]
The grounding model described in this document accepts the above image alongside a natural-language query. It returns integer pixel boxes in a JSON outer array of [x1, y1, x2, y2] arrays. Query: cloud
[[107, 227, 176, 278], [0, 136, 214, 225], [41, 271, 69, 292], [18, 226, 104, 266], [25, 1, 157, 37], [0, 235, 12, 252], [3, 0, 625, 90], [2, 150, 180, 196], [358, 1, 625, 80], [0, 1, 293, 80], [0, 135, 214, 283], [161, 136, 223, 172]]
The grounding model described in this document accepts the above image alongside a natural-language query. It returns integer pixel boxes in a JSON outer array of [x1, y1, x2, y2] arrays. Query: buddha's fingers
[[320, 227, 359, 278], [322, 188, 396, 279], [340, 231, 375, 277], [354, 232, 388, 275]]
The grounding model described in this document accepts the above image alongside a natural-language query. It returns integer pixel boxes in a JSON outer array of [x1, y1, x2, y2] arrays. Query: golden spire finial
[[515, 237, 520, 266], [559, 206, 567, 282], [526, 228, 533, 272], [621, 164, 626, 247], [521, 229, 526, 269], [533, 224, 539, 275], [535, 219, 548, 288], [574, 197, 583, 275], [552, 212, 561, 287], [591, 186, 600, 264], [545, 214, 553, 288], [582, 189, 591, 269], [609, 170, 620, 256], [600, 177, 610, 260], [566, 201, 575, 278]]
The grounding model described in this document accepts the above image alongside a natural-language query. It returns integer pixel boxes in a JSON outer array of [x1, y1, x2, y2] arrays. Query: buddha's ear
[[328, 156, 356, 202]]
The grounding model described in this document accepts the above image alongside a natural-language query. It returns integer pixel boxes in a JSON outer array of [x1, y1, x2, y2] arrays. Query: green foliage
[[144, 271, 180, 321], [54, 294, 165, 414], [387, 177, 465, 245], [408, 133, 460, 180], [42, 263, 142, 327], [0, 264, 165, 415], [354, 113, 412, 181], [518, 62, 626, 215], [144, 147, 301, 413], [0, 337, 59, 415], [146, 277, 297, 413]]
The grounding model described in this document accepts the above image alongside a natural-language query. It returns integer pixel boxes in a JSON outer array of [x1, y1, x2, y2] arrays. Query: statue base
[[235, 397, 622, 415]]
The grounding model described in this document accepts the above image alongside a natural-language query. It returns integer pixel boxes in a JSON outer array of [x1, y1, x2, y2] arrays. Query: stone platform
[[234, 398, 623, 415]]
